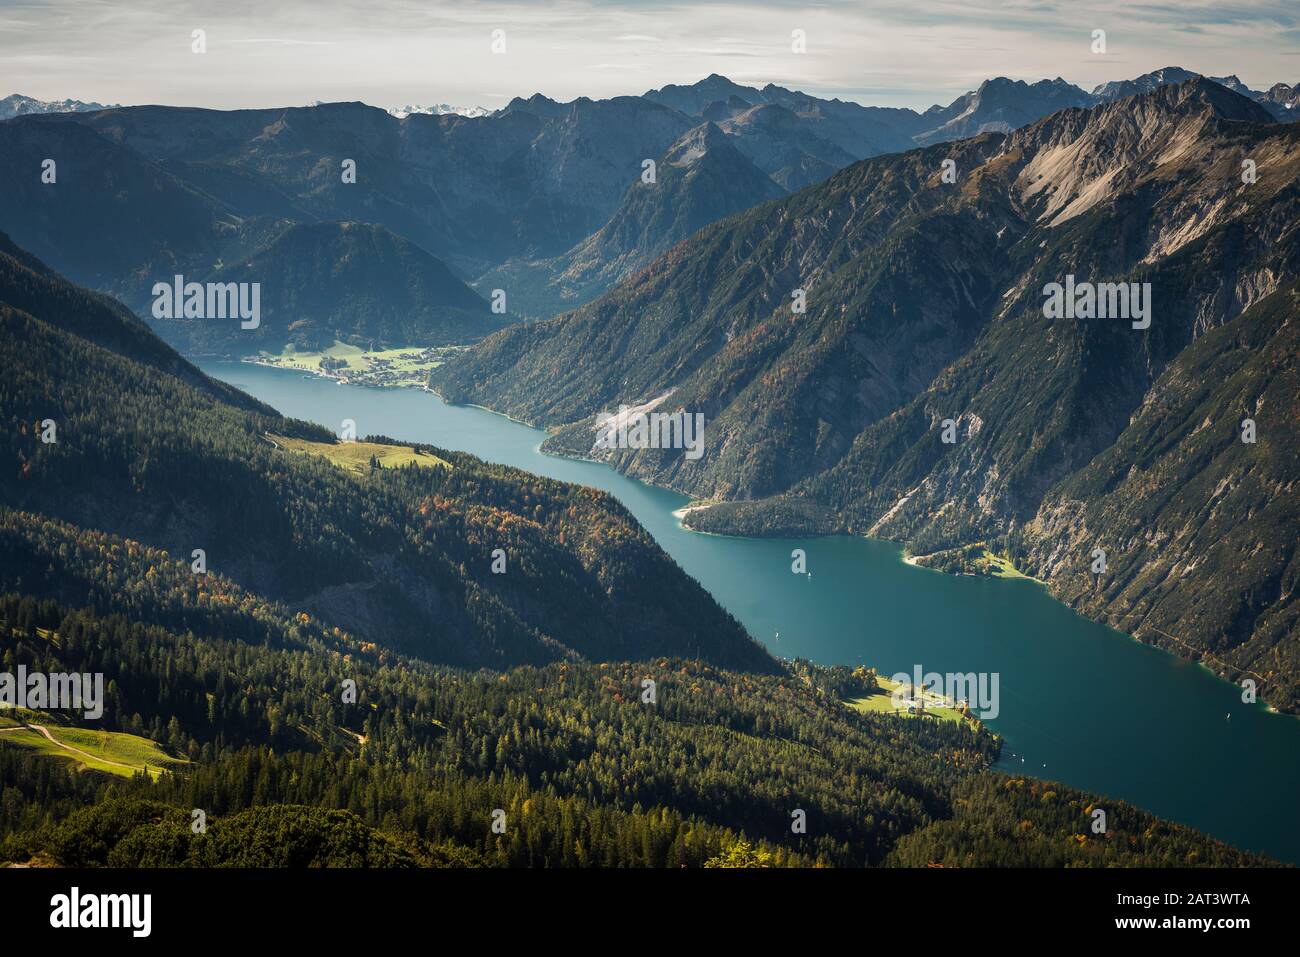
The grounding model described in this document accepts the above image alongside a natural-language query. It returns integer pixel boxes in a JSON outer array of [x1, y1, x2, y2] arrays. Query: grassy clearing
[[906, 542, 1041, 583], [368, 348, 448, 373], [0, 721, 182, 779], [845, 675, 967, 724], [251, 340, 462, 387], [268, 433, 450, 475], [981, 549, 1035, 581], [258, 341, 365, 373]]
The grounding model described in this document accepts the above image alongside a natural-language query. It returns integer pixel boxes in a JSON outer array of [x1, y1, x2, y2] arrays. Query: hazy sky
[[3, 0, 1298, 112]]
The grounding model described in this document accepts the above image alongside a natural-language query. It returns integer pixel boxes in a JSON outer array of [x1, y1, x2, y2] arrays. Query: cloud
[[1, 0, 1294, 112], [235, 38, 339, 46]]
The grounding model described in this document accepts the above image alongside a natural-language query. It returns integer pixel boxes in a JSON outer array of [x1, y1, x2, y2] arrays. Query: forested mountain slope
[[0, 238, 771, 671], [437, 127, 1014, 497], [161, 220, 500, 354], [0, 232, 267, 412], [0, 590, 1270, 868]]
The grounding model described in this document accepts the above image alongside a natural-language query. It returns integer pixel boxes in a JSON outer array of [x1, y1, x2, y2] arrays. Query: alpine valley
[[3, 228, 1268, 867], [1, 61, 1297, 871]]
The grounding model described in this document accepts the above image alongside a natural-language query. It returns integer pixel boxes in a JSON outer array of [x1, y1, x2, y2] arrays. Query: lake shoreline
[[200, 359, 1300, 864], [423, 387, 1289, 721]]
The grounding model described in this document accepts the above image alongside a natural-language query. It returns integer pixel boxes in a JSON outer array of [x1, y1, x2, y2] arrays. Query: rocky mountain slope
[[1023, 281, 1299, 710], [914, 78, 1094, 146], [435, 80, 1300, 710], [475, 122, 787, 317]]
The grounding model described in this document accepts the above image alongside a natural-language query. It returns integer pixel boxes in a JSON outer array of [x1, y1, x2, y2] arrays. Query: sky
[[2, 0, 1298, 112]]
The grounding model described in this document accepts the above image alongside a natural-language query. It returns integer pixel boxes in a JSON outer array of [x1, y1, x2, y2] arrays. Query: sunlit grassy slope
[[0, 721, 183, 779], [268, 433, 450, 474]]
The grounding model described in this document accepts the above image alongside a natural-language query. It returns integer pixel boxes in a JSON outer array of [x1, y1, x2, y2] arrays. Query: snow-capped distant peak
[[389, 103, 491, 119], [0, 93, 117, 120]]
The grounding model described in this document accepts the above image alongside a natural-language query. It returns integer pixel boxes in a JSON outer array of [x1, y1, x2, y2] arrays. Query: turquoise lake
[[203, 360, 1300, 863]]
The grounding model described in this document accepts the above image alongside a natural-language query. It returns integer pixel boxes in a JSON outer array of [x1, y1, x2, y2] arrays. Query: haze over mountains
[[437, 79, 1300, 713], [3, 65, 1296, 341]]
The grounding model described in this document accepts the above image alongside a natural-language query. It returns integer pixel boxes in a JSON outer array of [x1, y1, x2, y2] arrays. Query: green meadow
[[0, 719, 183, 779]]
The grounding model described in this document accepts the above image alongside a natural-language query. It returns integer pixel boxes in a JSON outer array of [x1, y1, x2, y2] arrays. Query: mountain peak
[[500, 92, 565, 117], [643, 74, 765, 116], [0, 92, 116, 120], [1150, 75, 1276, 123], [1093, 66, 1198, 100], [914, 76, 1092, 145], [663, 121, 730, 166], [1010, 75, 1276, 229]]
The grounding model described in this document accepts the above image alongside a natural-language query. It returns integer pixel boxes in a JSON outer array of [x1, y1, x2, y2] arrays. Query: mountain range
[[435, 78, 1300, 713], [3, 65, 1296, 339], [387, 103, 492, 119], [477, 68, 1299, 314], [0, 94, 118, 120]]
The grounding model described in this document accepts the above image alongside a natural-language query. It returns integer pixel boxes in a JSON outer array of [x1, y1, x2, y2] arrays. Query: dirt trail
[[0, 723, 145, 772]]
